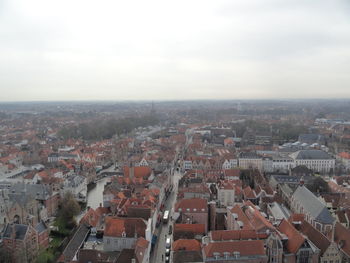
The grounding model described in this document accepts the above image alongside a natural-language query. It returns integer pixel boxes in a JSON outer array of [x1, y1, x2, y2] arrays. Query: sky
[[0, 0, 350, 101]]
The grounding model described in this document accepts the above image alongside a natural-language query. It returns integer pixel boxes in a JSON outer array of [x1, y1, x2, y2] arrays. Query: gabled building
[[291, 185, 335, 237], [103, 217, 150, 252], [2, 223, 39, 263], [277, 219, 319, 263], [290, 215, 342, 263]]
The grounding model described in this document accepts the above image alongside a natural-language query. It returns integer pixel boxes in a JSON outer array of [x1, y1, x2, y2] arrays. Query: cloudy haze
[[0, 0, 350, 101]]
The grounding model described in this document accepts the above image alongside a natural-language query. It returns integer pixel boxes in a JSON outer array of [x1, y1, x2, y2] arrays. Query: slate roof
[[0, 182, 51, 200], [35, 221, 48, 234], [298, 134, 325, 144], [292, 186, 334, 224], [2, 223, 28, 240], [61, 224, 90, 262], [239, 152, 261, 159], [290, 150, 333, 160]]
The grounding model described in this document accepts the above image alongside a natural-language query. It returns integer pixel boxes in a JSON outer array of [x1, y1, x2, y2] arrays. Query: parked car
[[165, 248, 170, 256], [165, 237, 171, 248], [168, 225, 173, 235]]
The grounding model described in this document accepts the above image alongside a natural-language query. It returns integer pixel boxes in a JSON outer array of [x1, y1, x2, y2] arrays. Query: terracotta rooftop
[[277, 219, 304, 254], [334, 222, 350, 257], [104, 217, 146, 238], [174, 224, 206, 235], [172, 239, 201, 251], [203, 240, 265, 258], [175, 198, 208, 213], [210, 230, 259, 241]]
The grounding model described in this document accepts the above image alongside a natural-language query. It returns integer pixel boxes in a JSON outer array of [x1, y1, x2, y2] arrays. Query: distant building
[[238, 152, 263, 171], [289, 150, 335, 174]]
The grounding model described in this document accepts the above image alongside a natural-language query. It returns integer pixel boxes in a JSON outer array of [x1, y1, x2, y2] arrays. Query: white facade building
[[289, 150, 335, 174]]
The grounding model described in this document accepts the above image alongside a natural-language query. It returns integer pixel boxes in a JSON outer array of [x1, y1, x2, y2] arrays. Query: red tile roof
[[79, 208, 99, 227], [124, 166, 152, 179], [174, 224, 206, 235], [298, 219, 330, 256], [175, 198, 208, 213], [244, 204, 275, 233], [172, 239, 201, 251], [230, 205, 254, 230], [104, 217, 146, 238], [203, 240, 265, 258], [223, 169, 240, 178], [243, 186, 256, 199], [334, 222, 350, 257], [338, 152, 350, 159], [210, 230, 259, 241], [277, 219, 305, 254]]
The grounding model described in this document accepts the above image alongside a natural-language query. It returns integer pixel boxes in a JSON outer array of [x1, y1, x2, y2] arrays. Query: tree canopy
[[58, 115, 159, 140], [306, 176, 330, 194]]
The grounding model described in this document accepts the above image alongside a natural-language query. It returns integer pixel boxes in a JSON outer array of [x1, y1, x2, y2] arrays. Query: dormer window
[[224, 252, 230, 259], [213, 252, 220, 259], [233, 251, 240, 258]]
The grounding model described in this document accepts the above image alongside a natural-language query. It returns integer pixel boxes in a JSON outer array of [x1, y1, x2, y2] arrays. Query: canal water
[[86, 177, 111, 209], [76, 176, 111, 221]]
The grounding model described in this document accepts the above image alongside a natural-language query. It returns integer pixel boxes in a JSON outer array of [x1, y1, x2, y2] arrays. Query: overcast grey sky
[[0, 0, 350, 101]]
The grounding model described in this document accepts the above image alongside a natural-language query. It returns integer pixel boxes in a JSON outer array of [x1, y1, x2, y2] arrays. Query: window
[[298, 250, 310, 263]]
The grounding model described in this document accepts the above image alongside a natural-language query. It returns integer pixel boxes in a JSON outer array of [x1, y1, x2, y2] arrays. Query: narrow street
[[150, 171, 182, 263]]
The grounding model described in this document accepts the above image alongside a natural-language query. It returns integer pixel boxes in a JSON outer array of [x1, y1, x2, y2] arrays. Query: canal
[[86, 177, 111, 209], [76, 176, 111, 221]]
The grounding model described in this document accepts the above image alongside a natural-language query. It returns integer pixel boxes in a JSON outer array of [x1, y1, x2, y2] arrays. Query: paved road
[[150, 171, 182, 263]]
